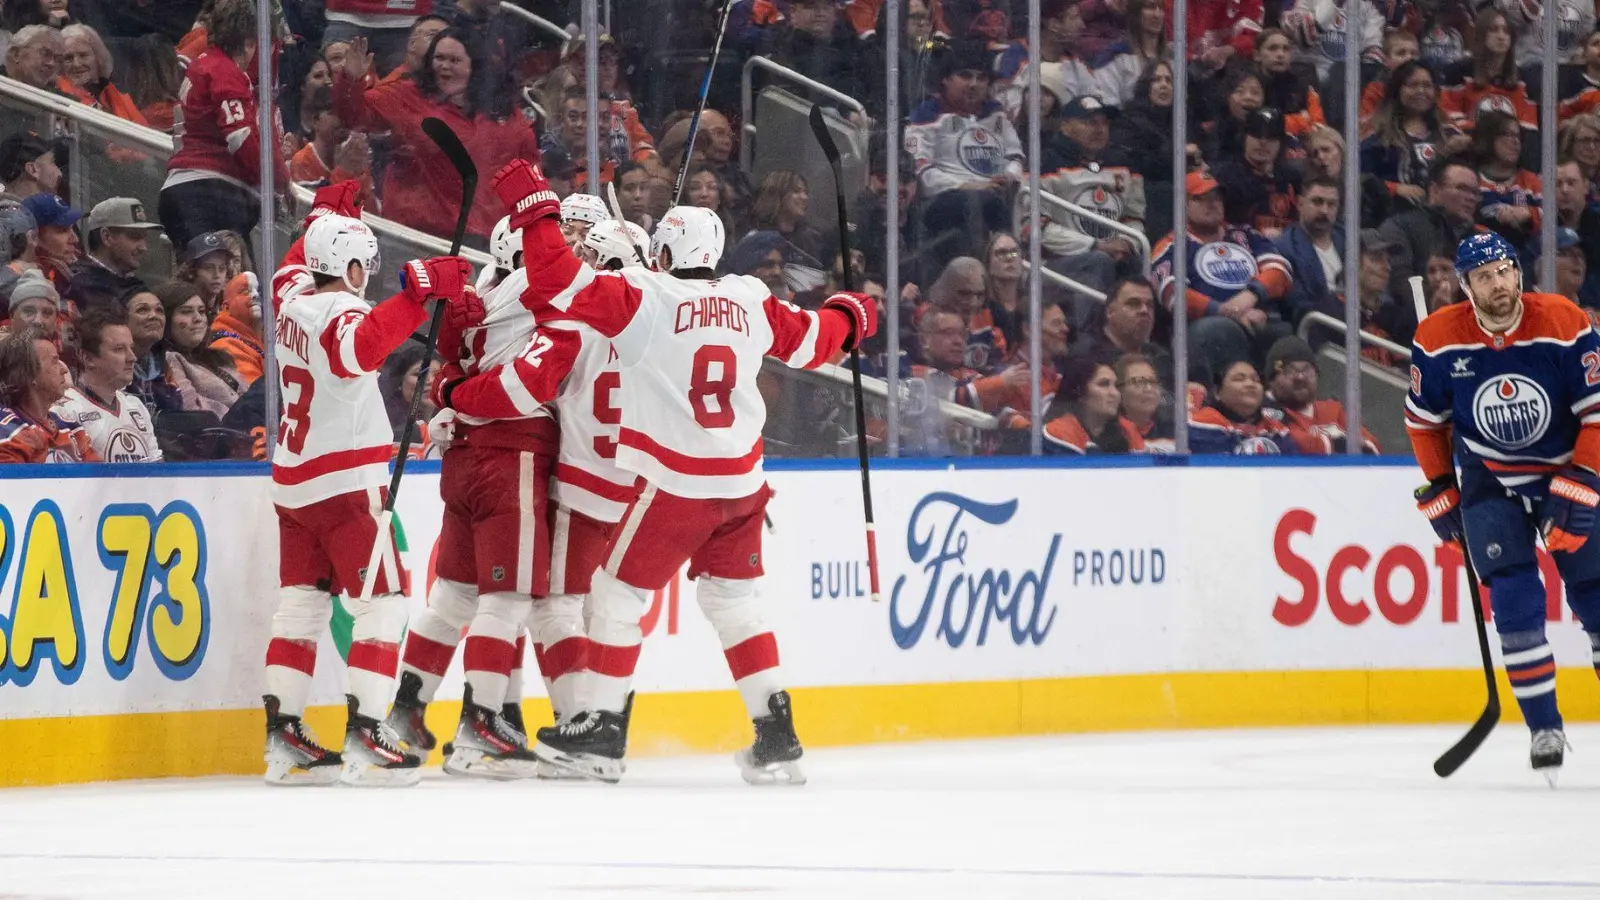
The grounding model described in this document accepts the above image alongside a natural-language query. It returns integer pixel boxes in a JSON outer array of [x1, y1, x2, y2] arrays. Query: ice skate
[[262, 695, 341, 786], [533, 709, 626, 783], [1531, 729, 1567, 787], [443, 688, 540, 780], [501, 701, 527, 743], [536, 692, 631, 781], [340, 695, 422, 787], [383, 671, 436, 753], [737, 691, 805, 786]]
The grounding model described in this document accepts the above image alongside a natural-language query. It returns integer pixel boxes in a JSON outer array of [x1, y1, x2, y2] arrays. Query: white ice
[[2, 725, 1598, 899]]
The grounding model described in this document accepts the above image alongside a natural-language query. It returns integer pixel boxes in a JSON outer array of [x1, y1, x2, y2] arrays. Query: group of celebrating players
[[255, 158, 877, 788]]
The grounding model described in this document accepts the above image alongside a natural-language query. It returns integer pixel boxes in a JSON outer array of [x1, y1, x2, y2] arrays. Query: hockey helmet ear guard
[[652, 206, 725, 272], [303, 214, 381, 298], [490, 215, 523, 273], [1454, 231, 1520, 298]]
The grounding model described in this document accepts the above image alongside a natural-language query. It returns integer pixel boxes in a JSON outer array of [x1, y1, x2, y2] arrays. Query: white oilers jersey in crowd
[[1502, 0, 1592, 65], [1280, 0, 1383, 82], [270, 289, 395, 508], [53, 387, 161, 462], [546, 319, 633, 523], [904, 98, 1024, 198], [455, 267, 552, 427], [1039, 162, 1145, 256]]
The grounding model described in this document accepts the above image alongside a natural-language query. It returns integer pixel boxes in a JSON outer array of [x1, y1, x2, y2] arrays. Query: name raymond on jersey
[[276, 312, 312, 360], [675, 296, 751, 335]]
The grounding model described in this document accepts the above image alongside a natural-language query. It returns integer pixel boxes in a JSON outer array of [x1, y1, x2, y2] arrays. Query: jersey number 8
[[689, 345, 737, 429]]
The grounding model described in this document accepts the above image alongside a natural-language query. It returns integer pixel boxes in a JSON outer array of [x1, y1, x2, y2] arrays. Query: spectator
[[1200, 67, 1265, 164], [1415, 7, 1474, 72], [5, 25, 63, 92], [1301, 124, 1343, 183], [1116, 352, 1173, 450], [1277, 176, 1344, 323], [1091, 0, 1168, 106], [1109, 60, 1175, 192], [727, 231, 791, 301], [558, 35, 655, 164], [1314, 229, 1410, 361], [854, 145, 925, 289], [1280, 0, 1383, 85], [1470, 110, 1542, 253], [290, 87, 380, 214], [1254, 28, 1325, 138], [1557, 159, 1600, 293], [22, 192, 78, 296], [1069, 276, 1171, 376], [1262, 335, 1378, 453], [541, 82, 655, 188], [907, 41, 1021, 260], [1357, 28, 1421, 130], [658, 109, 748, 222], [1438, 8, 1536, 135], [913, 307, 984, 390], [0, 326, 93, 463], [1422, 243, 1462, 312], [1379, 156, 1481, 308], [380, 341, 438, 451], [614, 160, 655, 232], [762, 0, 872, 115], [2, 0, 72, 31], [1360, 62, 1455, 207], [927, 256, 1003, 370], [176, 231, 236, 317], [871, 0, 946, 115], [380, 15, 451, 87], [57, 24, 148, 126], [984, 233, 1024, 352], [1504, 0, 1591, 72], [541, 147, 576, 200], [1077, 0, 1132, 65], [1153, 170, 1294, 376], [992, 0, 1096, 121], [68, 198, 160, 314], [53, 307, 161, 462], [751, 170, 826, 270], [1042, 355, 1144, 454], [322, 0, 416, 78], [123, 288, 177, 414], [123, 34, 182, 131], [1558, 113, 1600, 205], [966, 300, 1070, 423], [4, 272, 60, 340], [434, 0, 536, 102], [684, 164, 732, 233], [1040, 95, 1143, 288], [1214, 107, 1298, 238], [1186, 0, 1263, 73], [334, 26, 538, 240], [158, 0, 291, 251], [0, 132, 61, 203], [1188, 359, 1297, 454], [209, 272, 262, 386], [154, 278, 241, 417], [1554, 227, 1596, 307]]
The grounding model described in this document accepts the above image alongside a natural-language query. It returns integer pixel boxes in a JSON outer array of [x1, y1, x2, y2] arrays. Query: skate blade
[[1539, 765, 1562, 788], [735, 749, 806, 786], [264, 761, 341, 786], [535, 760, 586, 781], [532, 741, 623, 784], [339, 760, 423, 788], [443, 746, 540, 781]]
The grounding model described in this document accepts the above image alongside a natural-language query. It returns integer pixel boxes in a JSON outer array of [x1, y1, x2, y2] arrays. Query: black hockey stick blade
[[421, 116, 478, 256], [1433, 554, 1501, 777]]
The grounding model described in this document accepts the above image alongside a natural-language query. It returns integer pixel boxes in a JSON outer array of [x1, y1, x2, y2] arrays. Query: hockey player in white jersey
[[560, 192, 610, 249], [263, 212, 474, 787], [53, 307, 161, 462], [486, 159, 877, 784]]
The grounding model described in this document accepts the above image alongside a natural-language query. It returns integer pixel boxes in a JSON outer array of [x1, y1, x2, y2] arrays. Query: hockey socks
[[265, 586, 332, 717], [1502, 630, 1561, 731], [529, 593, 592, 720], [397, 578, 478, 703], [346, 592, 408, 716], [698, 577, 784, 719], [587, 570, 650, 714], [462, 593, 524, 710]]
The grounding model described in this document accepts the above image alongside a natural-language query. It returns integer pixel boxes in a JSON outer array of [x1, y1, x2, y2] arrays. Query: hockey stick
[[671, 0, 736, 205], [1409, 276, 1502, 776], [809, 104, 881, 602], [356, 117, 478, 603]]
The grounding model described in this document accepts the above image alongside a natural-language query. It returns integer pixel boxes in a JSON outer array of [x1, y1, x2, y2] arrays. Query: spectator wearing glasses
[[1378, 156, 1482, 307], [1262, 336, 1378, 454], [1559, 115, 1600, 207], [1043, 355, 1144, 454], [68, 198, 162, 314], [983, 233, 1025, 353], [53, 307, 161, 462], [1116, 353, 1173, 451], [926, 256, 1002, 371], [0, 325, 94, 463], [5, 25, 63, 93], [1471, 110, 1542, 253]]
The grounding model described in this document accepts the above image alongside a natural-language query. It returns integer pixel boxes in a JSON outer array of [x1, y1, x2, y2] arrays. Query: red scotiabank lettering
[[1271, 508, 1566, 627], [639, 572, 681, 637]]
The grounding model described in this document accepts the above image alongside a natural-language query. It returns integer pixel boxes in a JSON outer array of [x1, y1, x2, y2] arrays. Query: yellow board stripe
[[4, 668, 1598, 788]]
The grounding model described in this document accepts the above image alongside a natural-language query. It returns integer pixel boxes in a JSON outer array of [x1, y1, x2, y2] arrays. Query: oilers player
[[1408, 232, 1600, 783]]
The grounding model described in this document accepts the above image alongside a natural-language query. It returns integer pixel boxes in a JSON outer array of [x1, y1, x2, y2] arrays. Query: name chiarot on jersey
[[675, 296, 751, 335]]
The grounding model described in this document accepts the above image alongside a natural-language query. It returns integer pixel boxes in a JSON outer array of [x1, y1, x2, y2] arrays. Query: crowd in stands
[[1, 0, 1596, 461]]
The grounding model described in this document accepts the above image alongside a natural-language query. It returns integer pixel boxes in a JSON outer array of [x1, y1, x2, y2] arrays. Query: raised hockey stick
[[1410, 276, 1502, 776], [809, 104, 881, 603], [672, 0, 736, 205], [356, 117, 478, 603]]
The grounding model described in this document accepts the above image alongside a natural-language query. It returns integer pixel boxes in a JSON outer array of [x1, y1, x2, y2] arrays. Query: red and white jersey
[[456, 268, 547, 423], [52, 387, 161, 462], [546, 319, 633, 523], [166, 49, 280, 193], [270, 289, 396, 509], [326, 0, 432, 30]]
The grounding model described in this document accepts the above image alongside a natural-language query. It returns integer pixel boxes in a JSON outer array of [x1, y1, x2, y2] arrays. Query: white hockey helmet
[[560, 192, 609, 226], [489, 214, 522, 272], [584, 219, 650, 270], [302, 214, 380, 297], [652, 206, 724, 272]]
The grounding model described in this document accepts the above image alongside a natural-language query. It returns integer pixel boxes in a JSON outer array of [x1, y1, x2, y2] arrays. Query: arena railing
[[739, 57, 869, 176], [497, 4, 574, 47], [1016, 187, 1152, 279], [1297, 312, 1413, 456]]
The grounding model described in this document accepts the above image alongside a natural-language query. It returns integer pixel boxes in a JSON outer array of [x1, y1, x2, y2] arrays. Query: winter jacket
[[1275, 222, 1346, 325]]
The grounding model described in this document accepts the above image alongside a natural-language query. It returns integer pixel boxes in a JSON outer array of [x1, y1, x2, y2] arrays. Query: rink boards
[[0, 457, 1596, 786]]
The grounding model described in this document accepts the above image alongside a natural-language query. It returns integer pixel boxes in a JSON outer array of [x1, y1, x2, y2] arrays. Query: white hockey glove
[[429, 408, 457, 453]]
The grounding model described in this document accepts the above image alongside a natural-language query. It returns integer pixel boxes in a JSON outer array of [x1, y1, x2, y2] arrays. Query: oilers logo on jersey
[[1067, 184, 1122, 239], [1196, 243, 1260, 292], [958, 127, 1003, 176], [1475, 93, 1518, 120], [1473, 374, 1552, 450], [1318, 11, 1347, 61]]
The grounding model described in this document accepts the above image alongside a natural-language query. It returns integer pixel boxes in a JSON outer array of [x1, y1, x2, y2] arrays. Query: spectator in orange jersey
[[1188, 359, 1298, 454], [1438, 9, 1536, 135], [289, 87, 380, 215], [1116, 353, 1173, 451], [966, 299, 1070, 425], [1043, 354, 1145, 454], [1254, 29, 1324, 138], [57, 25, 149, 127], [1262, 336, 1378, 454], [0, 326, 95, 463], [208, 272, 263, 387]]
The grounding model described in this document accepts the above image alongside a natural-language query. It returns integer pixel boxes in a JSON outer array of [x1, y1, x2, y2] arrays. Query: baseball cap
[[0, 132, 60, 183], [1359, 228, 1399, 255], [85, 197, 164, 235], [1557, 226, 1582, 251], [21, 192, 80, 229], [184, 231, 231, 263], [1243, 107, 1286, 140], [540, 146, 575, 181], [1265, 336, 1316, 376], [1185, 170, 1221, 197], [1060, 94, 1118, 121]]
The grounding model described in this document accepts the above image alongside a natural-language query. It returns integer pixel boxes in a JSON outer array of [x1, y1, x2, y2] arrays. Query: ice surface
[[2, 726, 1598, 899]]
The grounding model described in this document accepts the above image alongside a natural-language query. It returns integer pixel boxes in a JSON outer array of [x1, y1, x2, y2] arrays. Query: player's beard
[[1473, 284, 1521, 332]]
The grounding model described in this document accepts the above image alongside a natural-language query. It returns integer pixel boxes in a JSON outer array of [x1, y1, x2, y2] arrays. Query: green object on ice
[[329, 512, 408, 661]]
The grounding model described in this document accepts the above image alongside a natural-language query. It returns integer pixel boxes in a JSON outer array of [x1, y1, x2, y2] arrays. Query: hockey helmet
[[652, 206, 725, 272], [1454, 231, 1520, 294], [560, 192, 610, 226], [584, 219, 649, 270], [490, 214, 523, 273], [302, 213, 380, 298]]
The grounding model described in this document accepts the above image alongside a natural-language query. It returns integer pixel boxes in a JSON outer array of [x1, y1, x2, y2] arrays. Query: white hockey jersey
[[52, 387, 161, 462], [270, 288, 406, 508], [454, 268, 554, 429], [904, 97, 1024, 198], [1280, 0, 1384, 83], [1501, 0, 1593, 66]]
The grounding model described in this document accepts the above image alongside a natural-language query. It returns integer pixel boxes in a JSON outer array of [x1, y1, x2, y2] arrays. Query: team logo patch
[[1487, 543, 1503, 559], [105, 429, 144, 462], [958, 127, 1003, 177], [1195, 242, 1259, 292], [1472, 374, 1551, 451], [492, 566, 506, 582], [1068, 183, 1122, 239], [749, 553, 760, 567], [1236, 436, 1283, 455], [1475, 93, 1517, 120]]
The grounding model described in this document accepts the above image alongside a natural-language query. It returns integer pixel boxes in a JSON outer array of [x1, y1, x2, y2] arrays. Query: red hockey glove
[[1541, 466, 1600, 552], [400, 256, 473, 305], [436, 287, 485, 364], [821, 291, 878, 352], [431, 360, 465, 409], [1414, 476, 1463, 546], [302, 179, 364, 229], [491, 159, 560, 231]]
